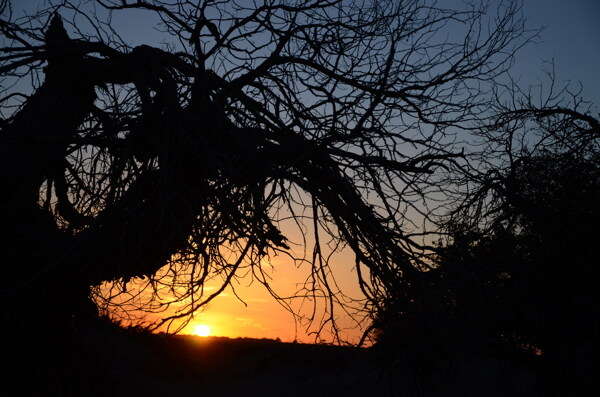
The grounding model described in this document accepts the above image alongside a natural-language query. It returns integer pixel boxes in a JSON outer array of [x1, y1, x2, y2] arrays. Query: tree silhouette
[[1, 0, 533, 343]]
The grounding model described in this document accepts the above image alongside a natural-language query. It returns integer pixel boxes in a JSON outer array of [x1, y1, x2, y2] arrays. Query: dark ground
[[2, 319, 595, 396]]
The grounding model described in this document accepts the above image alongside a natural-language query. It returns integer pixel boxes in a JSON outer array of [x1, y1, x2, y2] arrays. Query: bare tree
[[0, 0, 531, 342]]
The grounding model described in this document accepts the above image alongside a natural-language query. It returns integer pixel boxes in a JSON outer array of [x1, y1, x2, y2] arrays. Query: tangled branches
[[1, 0, 530, 342]]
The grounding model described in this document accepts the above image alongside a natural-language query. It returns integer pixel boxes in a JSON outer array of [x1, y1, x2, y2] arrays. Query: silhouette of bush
[[372, 150, 600, 393]]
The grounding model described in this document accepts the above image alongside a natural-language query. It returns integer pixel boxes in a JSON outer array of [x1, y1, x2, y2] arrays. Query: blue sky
[[517, 0, 600, 104], [114, 0, 599, 106], [10, 0, 599, 104]]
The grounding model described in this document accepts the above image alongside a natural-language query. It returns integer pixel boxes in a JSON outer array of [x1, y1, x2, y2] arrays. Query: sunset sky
[[174, 0, 600, 342], [12, 0, 600, 343]]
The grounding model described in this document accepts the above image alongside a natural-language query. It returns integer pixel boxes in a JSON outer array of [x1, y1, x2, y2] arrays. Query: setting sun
[[192, 324, 211, 337]]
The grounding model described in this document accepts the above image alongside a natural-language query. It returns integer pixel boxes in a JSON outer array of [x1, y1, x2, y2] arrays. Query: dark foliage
[[373, 148, 600, 395]]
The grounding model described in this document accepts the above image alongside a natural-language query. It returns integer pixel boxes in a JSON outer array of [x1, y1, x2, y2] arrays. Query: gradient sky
[[179, 0, 600, 342], [10, 0, 600, 342]]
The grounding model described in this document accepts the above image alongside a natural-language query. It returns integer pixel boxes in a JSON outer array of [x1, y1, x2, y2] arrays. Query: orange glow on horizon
[[175, 252, 368, 344], [100, 239, 368, 344]]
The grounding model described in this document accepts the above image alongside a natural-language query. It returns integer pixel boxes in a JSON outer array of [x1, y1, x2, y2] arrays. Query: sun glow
[[192, 324, 211, 337]]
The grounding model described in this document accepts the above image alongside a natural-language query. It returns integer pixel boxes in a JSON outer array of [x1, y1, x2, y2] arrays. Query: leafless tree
[[0, 0, 532, 342]]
